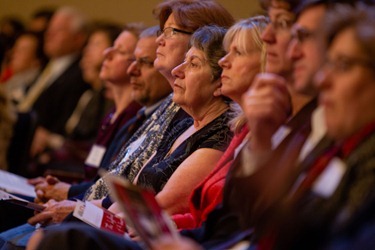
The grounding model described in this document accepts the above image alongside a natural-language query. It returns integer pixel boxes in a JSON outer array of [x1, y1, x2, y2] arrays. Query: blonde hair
[[223, 16, 268, 73], [224, 16, 268, 133]]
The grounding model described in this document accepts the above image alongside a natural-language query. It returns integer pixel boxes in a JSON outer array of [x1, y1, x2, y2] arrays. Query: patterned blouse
[[84, 94, 186, 200]]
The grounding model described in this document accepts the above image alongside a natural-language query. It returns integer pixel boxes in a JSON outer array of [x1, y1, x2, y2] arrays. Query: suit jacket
[[275, 123, 375, 250], [33, 57, 90, 135]]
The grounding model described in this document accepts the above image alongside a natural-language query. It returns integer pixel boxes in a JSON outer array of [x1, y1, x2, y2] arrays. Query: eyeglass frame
[[265, 16, 294, 33], [291, 26, 317, 44], [323, 54, 375, 74], [131, 57, 155, 68], [157, 27, 193, 38]]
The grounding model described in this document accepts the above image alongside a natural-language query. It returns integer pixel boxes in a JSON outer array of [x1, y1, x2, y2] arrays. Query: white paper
[[0, 170, 35, 197]]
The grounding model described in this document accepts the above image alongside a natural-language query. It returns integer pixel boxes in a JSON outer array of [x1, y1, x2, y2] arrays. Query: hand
[[28, 177, 46, 186], [27, 200, 76, 226], [34, 175, 70, 203], [242, 73, 291, 152]]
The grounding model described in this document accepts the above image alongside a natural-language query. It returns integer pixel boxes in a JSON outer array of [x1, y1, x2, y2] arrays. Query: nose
[[261, 24, 276, 44], [156, 33, 165, 46], [219, 53, 230, 69], [127, 60, 140, 76], [171, 62, 185, 79], [103, 47, 114, 58], [287, 38, 302, 61]]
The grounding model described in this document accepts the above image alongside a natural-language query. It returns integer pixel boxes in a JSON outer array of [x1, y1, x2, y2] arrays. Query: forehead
[[268, 4, 294, 19], [186, 46, 206, 60], [164, 13, 179, 27], [296, 5, 326, 30], [134, 37, 157, 57], [329, 28, 361, 57], [115, 31, 136, 47]]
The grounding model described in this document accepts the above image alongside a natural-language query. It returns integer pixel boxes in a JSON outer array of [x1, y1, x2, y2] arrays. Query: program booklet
[[0, 190, 44, 211], [104, 174, 178, 247], [73, 200, 126, 235], [0, 169, 36, 197]]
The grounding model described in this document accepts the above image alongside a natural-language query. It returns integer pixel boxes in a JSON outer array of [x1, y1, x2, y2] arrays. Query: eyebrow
[[188, 55, 205, 63]]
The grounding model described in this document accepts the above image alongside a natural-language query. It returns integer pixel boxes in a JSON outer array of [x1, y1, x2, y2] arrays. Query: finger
[[28, 177, 46, 186], [46, 175, 59, 185], [28, 211, 53, 225]]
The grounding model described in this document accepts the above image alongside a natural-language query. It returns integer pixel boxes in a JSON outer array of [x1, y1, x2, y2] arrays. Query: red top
[[173, 125, 249, 229]]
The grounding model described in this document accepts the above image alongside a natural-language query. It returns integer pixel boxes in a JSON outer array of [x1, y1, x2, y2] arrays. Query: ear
[[213, 80, 222, 97]]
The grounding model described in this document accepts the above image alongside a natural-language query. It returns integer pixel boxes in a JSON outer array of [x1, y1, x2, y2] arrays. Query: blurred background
[[0, 0, 262, 26]]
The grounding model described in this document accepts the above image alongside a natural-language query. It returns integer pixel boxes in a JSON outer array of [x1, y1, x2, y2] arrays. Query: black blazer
[[33, 57, 90, 135]]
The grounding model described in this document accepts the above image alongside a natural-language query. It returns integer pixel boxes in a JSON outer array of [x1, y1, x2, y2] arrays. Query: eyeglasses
[[291, 27, 316, 44], [324, 55, 375, 74], [157, 27, 192, 39], [266, 17, 294, 33], [133, 57, 154, 68]]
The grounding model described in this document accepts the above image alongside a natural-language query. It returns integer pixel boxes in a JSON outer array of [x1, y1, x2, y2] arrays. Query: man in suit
[[19, 7, 90, 159]]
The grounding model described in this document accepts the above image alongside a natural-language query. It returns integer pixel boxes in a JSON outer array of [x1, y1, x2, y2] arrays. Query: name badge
[[312, 157, 346, 198], [85, 145, 106, 168]]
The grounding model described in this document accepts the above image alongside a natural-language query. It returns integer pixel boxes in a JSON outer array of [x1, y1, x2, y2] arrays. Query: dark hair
[[259, 0, 301, 11], [31, 8, 55, 20], [293, 0, 374, 16], [89, 21, 123, 46], [153, 0, 234, 32], [190, 25, 227, 81], [325, 3, 375, 62], [17, 31, 49, 68]]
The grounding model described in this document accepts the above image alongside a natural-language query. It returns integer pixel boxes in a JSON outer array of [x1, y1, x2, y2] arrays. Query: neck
[[111, 82, 133, 118], [290, 88, 314, 116], [190, 99, 228, 130]]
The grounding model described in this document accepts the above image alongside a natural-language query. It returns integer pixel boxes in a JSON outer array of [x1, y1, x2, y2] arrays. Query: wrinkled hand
[[151, 236, 203, 250], [27, 199, 76, 226], [34, 175, 70, 203], [243, 73, 291, 152]]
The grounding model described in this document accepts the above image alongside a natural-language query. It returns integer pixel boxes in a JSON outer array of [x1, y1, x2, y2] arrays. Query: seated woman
[[4, 31, 48, 106], [172, 16, 267, 229]]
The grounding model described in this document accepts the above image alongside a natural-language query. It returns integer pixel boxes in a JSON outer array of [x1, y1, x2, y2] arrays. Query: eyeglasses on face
[[266, 16, 294, 33], [291, 27, 316, 44], [324, 55, 375, 74], [133, 57, 154, 68], [157, 27, 192, 38]]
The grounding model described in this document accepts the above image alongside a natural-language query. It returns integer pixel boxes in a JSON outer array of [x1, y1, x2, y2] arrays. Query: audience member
[[17, 7, 90, 168], [4, 31, 48, 105], [0, 16, 25, 83], [28, 8, 55, 33]]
